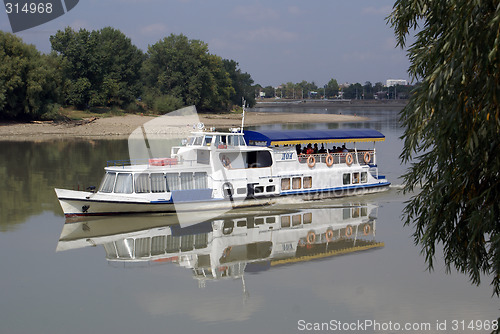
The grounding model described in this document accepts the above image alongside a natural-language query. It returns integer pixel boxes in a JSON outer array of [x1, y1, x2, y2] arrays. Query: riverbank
[[254, 99, 407, 109], [0, 111, 367, 141]]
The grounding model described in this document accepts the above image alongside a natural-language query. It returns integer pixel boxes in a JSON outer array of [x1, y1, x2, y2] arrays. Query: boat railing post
[[354, 142, 358, 164]]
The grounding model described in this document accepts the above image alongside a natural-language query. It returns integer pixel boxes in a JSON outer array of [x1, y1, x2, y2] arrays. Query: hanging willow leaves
[[388, 1, 500, 294]]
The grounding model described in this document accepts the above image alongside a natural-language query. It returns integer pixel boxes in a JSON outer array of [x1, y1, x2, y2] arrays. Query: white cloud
[[245, 27, 298, 43], [288, 6, 301, 15], [232, 4, 279, 22], [362, 6, 392, 16], [140, 23, 168, 35]]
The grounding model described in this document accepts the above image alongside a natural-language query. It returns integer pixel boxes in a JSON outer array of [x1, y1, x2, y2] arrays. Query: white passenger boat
[[55, 125, 390, 217]]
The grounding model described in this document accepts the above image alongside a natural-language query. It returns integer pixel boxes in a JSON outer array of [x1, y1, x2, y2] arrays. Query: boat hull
[[55, 182, 390, 217]]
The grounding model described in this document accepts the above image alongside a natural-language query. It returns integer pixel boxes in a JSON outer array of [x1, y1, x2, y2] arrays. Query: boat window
[[194, 172, 208, 189], [303, 212, 312, 224], [361, 207, 368, 216], [186, 137, 195, 146], [255, 218, 264, 225], [166, 173, 180, 191], [245, 151, 272, 168], [303, 176, 312, 189], [281, 178, 290, 190], [151, 173, 166, 193], [352, 207, 360, 218], [180, 173, 194, 190], [135, 238, 151, 257], [292, 177, 301, 189], [266, 217, 276, 224], [151, 236, 166, 255], [237, 220, 247, 227], [343, 173, 351, 185], [135, 173, 150, 193], [114, 173, 133, 194], [361, 172, 367, 183], [194, 136, 203, 146], [227, 135, 235, 146], [266, 185, 275, 192], [281, 216, 291, 228], [353, 172, 360, 184], [116, 238, 134, 258], [99, 172, 116, 193], [238, 136, 246, 146], [237, 188, 246, 195], [292, 214, 301, 226], [166, 235, 181, 253], [255, 186, 264, 194], [203, 136, 213, 146], [343, 208, 351, 220]]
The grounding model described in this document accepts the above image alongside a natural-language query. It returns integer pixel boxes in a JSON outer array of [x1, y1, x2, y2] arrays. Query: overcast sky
[[1, 0, 411, 87]]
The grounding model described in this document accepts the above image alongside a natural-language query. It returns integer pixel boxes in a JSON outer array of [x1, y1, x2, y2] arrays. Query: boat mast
[[240, 97, 246, 133]]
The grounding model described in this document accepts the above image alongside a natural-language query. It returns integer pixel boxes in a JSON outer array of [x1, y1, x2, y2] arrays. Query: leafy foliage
[[0, 31, 63, 120], [50, 27, 144, 109], [142, 34, 234, 112], [389, 1, 500, 294], [222, 59, 255, 107]]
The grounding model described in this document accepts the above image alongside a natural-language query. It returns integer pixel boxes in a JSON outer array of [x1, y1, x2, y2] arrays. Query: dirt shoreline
[[0, 111, 367, 141]]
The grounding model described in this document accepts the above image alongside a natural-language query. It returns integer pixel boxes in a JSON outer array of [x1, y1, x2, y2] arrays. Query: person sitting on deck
[[313, 143, 319, 154], [318, 144, 327, 154], [342, 144, 348, 153], [302, 146, 308, 154], [306, 144, 314, 155], [296, 144, 302, 155]]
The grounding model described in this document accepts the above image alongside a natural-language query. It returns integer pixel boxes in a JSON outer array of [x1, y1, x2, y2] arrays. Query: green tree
[[262, 85, 275, 98], [222, 59, 256, 107], [50, 27, 144, 109], [389, 1, 500, 294], [325, 78, 339, 99], [142, 34, 233, 112], [0, 31, 63, 120], [342, 83, 362, 99]]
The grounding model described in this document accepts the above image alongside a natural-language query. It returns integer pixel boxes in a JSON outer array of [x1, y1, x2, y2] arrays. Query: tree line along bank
[[0, 27, 414, 121]]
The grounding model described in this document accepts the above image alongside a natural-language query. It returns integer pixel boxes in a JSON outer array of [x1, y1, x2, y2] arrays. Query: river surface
[[0, 108, 498, 334]]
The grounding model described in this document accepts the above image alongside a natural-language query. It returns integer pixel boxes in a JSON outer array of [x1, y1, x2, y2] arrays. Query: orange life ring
[[326, 154, 334, 167], [306, 231, 316, 244], [345, 225, 353, 237], [363, 152, 371, 164], [346, 153, 354, 166], [325, 229, 334, 242], [307, 155, 316, 168], [363, 224, 371, 235]]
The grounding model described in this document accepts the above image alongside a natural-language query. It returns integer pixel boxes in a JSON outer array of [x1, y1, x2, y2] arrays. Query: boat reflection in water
[[57, 203, 383, 287]]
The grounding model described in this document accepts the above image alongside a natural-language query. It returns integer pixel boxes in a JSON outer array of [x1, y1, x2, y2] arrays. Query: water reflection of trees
[[0, 140, 129, 231]]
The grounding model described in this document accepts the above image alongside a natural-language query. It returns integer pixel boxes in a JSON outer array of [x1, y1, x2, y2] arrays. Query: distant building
[[386, 79, 407, 87]]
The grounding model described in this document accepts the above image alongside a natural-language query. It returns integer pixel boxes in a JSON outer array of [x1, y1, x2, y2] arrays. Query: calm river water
[[0, 107, 498, 334]]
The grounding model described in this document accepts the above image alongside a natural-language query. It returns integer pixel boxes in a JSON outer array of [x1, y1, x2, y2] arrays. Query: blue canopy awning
[[244, 129, 385, 146]]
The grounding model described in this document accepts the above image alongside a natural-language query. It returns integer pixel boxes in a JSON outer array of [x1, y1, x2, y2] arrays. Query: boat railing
[[297, 150, 375, 166], [106, 157, 194, 168]]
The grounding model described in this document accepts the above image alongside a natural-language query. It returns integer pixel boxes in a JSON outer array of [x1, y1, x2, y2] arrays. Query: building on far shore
[[386, 79, 408, 87]]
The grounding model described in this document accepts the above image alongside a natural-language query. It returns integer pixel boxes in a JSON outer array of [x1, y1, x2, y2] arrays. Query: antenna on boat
[[240, 97, 246, 133]]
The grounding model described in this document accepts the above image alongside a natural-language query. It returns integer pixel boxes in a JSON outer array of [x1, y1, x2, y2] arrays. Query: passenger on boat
[[296, 144, 302, 155], [221, 155, 232, 169], [319, 144, 326, 154], [306, 144, 314, 155], [302, 146, 308, 154], [313, 143, 319, 154], [342, 145, 348, 153]]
